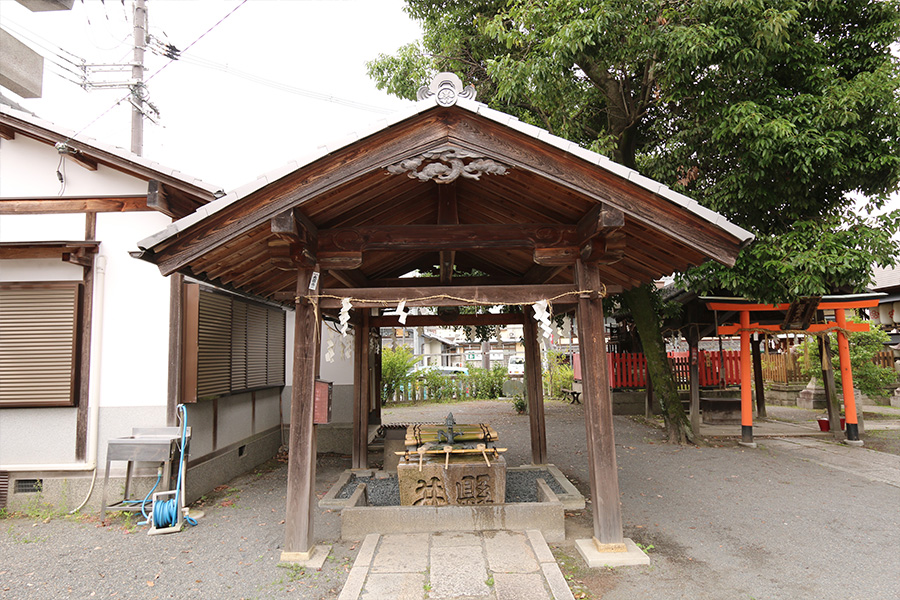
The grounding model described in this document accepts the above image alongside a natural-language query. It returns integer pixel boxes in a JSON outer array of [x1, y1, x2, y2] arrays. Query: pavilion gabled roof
[[135, 77, 753, 305]]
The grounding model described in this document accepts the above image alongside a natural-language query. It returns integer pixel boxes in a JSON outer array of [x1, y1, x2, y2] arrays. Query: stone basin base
[[320, 465, 584, 543]]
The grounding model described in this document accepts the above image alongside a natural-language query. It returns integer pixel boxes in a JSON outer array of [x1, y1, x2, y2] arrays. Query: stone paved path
[[337, 530, 575, 600]]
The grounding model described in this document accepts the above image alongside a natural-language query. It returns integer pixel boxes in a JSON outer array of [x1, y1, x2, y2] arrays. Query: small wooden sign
[[314, 379, 332, 424]]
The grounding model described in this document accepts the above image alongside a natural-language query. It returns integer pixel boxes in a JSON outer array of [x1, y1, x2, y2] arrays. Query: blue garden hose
[[151, 404, 197, 529]]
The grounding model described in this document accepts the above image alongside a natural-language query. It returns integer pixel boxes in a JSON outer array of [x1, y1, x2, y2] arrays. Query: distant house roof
[[0, 104, 223, 218], [422, 331, 458, 346], [872, 265, 900, 292]]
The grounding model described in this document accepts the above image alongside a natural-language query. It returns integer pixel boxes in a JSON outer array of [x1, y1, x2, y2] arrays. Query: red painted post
[[740, 311, 754, 445], [834, 309, 861, 442]]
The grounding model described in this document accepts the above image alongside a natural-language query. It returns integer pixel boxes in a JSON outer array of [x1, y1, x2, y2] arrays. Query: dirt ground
[[2, 398, 898, 600]]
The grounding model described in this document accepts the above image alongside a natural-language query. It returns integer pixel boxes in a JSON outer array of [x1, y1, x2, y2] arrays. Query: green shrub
[[421, 369, 458, 401], [381, 346, 418, 403], [543, 350, 574, 399], [511, 394, 527, 414], [464, 365, 507, 399]]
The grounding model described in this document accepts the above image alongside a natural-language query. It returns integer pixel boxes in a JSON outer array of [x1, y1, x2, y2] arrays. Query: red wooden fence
[[575, 351, 743, 390]]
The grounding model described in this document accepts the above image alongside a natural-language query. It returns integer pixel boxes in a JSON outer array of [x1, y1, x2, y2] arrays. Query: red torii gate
[[703, 294, 883, 447]]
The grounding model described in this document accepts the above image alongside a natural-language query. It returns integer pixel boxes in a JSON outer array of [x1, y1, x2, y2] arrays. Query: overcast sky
[[2, 0, 897, 217], [1, 0, 422, 190]]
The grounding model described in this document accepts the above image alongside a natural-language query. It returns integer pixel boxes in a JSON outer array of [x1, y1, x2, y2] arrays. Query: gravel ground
[[335, 469, 565, 504], [2, 398, 898, 600]]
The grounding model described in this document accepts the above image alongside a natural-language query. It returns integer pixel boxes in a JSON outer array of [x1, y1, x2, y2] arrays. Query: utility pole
[[130, 0, 147, 156]]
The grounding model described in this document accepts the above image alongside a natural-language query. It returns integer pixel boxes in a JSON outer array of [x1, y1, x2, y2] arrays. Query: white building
[[0, 104, 315, 512]]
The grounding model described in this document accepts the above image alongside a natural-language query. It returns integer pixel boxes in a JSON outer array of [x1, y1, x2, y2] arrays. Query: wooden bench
[[561, 388, 581, 404]]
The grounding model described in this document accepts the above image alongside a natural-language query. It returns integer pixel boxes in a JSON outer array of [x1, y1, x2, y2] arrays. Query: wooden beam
[[534, 246, 579, 265], [577, 204, 626, 265], [576, 203, 625, 243], [370, 312, 526, 327], [319, 251, 363, 270], [283, 268, 320, 556], [63, 249, 93, 267], [368, 275, 524, 288], [0, 123, 15, 140], [0, 241, 99, 260], [580, 230, 626, 265], [315, 284, 587, 308], [271, 208, 318, 267], [318, 223, 580, 253], [575, 259, 624, 547], [0, 196, 151, 214], [147, 180, 171, 215]]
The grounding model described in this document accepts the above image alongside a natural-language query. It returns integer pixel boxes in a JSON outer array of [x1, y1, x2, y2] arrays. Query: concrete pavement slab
[[483, 530, 539, 573], [432, 531, 482, 547], [493, 572, 550, 600], [361, 573, 426, 600], [429, 544, 491, 598], [370, 533, 430, 573]]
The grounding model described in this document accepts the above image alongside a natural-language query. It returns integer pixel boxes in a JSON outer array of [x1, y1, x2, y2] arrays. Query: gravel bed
[[336, 468, 565, 505]]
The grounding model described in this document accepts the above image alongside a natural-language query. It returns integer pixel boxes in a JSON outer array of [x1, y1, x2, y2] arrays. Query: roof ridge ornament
[[387, 147, 509, 184], [417, 72, 476, 106]]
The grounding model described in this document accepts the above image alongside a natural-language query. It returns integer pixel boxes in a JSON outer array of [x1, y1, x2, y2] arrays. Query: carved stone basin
[[398, 453, 507, 506]]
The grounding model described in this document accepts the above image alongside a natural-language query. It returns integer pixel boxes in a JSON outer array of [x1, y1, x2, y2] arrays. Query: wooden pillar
[[352, 311, 370, 468], [523, 313, 547, 465], [688, 326, 701, 434], [752, 333, 767, 418], [75, 213, 97, 459], [371, 327, 383, 425], [834, 309, 861, 442], [739, 310, 754, 445], [282, 268, 320, 557], [575, 260, 624, 549]]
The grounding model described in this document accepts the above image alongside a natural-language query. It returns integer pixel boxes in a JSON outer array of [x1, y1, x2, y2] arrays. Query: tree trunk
[[623, 283, 695, 444]]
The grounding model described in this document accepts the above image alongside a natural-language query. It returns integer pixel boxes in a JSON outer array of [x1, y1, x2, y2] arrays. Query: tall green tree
[[369, 0, 900, 443]]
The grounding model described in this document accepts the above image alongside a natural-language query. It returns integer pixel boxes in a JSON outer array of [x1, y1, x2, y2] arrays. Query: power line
[[171, 52, 393, 114], [0, 17, 86, 66], [72, 0, 250, 139]]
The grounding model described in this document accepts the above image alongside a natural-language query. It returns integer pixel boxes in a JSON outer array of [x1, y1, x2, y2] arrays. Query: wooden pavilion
[[135, 74, 753, 561]]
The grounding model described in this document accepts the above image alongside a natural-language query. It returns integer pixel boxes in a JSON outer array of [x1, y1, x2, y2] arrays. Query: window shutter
[[267, 307, 285, 386], [230, 300, 247, 392], [197, 290, 231, 398], [0, 283, 80, 407], [246, 303, 268, 389]]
